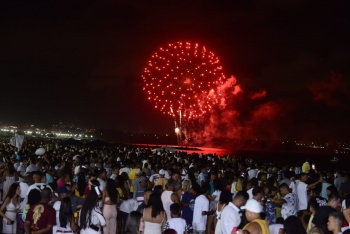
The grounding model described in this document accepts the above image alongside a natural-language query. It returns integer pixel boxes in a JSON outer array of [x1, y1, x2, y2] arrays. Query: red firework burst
[[142, 42, 226, 121]]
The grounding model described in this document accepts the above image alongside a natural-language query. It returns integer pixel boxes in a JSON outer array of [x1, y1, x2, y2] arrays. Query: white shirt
[[269, 224, 284, 234], [192, 195, 209, 231], [74, 165, 81, 175], [248, 169, 258, 180], [120, 199, 139, 213], [79, 207, 106, 234], [161, 190, 174, 220], [221, 202, 241, 234], [17, 164, 26, 177], [165, 217, 188, 234], [149, 173, 160, 184], [26, 183, 53, 196], [97, 178, 105, 191], [247, 188, 253, 199], [296, 181, 308, 211], [281, 193, 297, 219], [119, 167, 131, 176], [19, 182, 29, 209], [164, 171, 171, 179], [53, 201, 74, 233], [26, 164, 38, 173]]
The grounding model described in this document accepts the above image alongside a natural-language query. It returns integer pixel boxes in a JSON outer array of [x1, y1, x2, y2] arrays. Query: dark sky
[[1, 0, 349, 141]]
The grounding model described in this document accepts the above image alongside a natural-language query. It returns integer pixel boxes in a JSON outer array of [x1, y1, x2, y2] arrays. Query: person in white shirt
[[296, 173, 323, 211], [192, 184, 211, 234], [221, 191, 249, 234], [164, 203, 189, 234], [161, 181, 176, 220], [272, 183, 296, 219], [25, 156, 38, 173], [97, 169, 106, 191]]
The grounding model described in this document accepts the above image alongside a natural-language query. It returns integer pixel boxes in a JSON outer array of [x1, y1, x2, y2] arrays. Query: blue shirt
[[181, 192, 195, 225]]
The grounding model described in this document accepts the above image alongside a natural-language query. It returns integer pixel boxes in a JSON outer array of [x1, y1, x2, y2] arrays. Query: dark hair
[[326, 185, 338, 195], [5, 183, 19, 200], [328, 193, 340, 202], [77, 172, 87, 197], [164, 229, 178, 234], [213, 179, 223, 191], [59, 197, 73, 228], [234, 191, 249, 201], [153, 185, 163, 196], [125, 211, 142, 234], [148, 194, 164, 218], [283, 216, 307, 234], [329, 211, 343, 227], [28, 189, 41, 205], [279, 183, 289, 190], [79, 179, 102, 230], [41, 187, 52, 200], [8, 163, 16, 175], [276, 217, 284, 225], [250, 178, 258, 187], [170, 203, 181, 216], [219, 190, 232, 205], [106, 179, 119, 204], [252, 186, 263, 196]]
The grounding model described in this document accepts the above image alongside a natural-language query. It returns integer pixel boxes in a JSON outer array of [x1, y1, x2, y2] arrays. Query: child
[[164, 203, 189, 234]]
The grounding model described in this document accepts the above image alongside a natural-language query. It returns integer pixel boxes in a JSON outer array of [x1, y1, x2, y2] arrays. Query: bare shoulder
[[244, 222, 262, 234]]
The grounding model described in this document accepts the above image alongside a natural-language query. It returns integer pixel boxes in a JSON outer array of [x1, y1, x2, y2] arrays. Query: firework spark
[[142, 42, 226, 121]]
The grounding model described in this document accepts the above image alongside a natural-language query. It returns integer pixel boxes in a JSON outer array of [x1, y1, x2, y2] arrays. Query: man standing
[[296, 173, 323, 211], [221, 191, 249, 234], [327, 212, 343, 234], [312, 193, 341, 234], [192, 184, 211, 234], [240, 199, 269, 234], [24, 188, 56, 234], [272, 183, 297, 219]]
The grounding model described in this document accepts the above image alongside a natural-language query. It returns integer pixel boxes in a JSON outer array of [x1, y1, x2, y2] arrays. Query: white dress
[[79, 207, 106, 234], [214, 203, 226, 234], [2, 198, 20, 234]]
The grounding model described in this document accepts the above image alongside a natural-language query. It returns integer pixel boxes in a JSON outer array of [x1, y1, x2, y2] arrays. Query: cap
[[57, 185, 72, 195], [241, 199, 263, 213], [135, 169, 142, 175], [159, 169, 165, 175]]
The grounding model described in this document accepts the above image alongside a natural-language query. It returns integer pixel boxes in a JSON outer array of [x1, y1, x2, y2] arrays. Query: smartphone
[[312, 164, 316, 170]]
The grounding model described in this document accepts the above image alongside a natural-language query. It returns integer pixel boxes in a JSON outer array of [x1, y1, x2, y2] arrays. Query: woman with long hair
[[79, 179, 106, 234], [125, 211, 144, 234], [103, 179, 119, 234], [214, 190, 232, 234], [56, 197, 77, 233], [73, 172, 87, 198], [0, 183, 21, 234], [143, 194, 166, 234]]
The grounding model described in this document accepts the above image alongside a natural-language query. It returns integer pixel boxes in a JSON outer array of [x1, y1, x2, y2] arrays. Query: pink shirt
[[57, 178, 66, 189]]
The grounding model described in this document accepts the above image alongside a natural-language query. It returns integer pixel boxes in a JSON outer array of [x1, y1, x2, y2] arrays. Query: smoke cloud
[[190, 75, 288, 146]]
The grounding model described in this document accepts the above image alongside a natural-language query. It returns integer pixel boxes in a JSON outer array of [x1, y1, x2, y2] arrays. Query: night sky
[[1, 1, 349, 142]]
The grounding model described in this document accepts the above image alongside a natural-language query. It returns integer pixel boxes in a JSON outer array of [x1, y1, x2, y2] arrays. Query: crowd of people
[[0, 137, 349, 234]]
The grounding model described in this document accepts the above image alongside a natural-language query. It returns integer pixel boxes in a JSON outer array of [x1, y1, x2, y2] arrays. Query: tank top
[[243, 219, 270, 234], [143, 209, 165, 234]]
